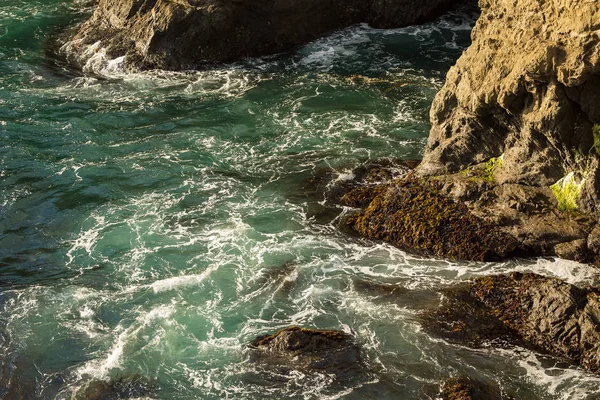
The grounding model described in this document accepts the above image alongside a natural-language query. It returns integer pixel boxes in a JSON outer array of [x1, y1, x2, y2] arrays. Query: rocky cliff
[[419, 0, 600, 214], [64, 0, 460, 71], [343, 0, 600, 264]]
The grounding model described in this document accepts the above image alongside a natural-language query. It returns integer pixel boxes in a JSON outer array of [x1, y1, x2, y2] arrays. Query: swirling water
[[1, 1, 600, 399]]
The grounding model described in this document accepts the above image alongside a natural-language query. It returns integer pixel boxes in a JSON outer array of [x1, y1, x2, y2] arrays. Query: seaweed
[[343, 176, 521, 261]]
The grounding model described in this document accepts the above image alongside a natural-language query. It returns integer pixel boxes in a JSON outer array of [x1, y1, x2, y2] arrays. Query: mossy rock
[[343, 177, 522, 261], [441, 376, 503, 400]]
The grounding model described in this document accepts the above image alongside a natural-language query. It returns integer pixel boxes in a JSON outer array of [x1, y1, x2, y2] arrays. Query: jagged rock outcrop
[[248, 326, 362, 379], [342, 0, 600, 264], [419, 0, 600, 214], [422, 273, 600, 375], [440, 376, 502, 400], [65, 0, 462, 71], [340, 161, 599, 263]]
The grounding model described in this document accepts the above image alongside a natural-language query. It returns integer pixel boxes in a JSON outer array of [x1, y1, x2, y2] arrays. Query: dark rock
[[440, 376, 503, 400], [587, 225, 600, 256], [343, 176, 523, 262], [352, 278, 439, 309], [255, 262, 298, 294], [73, 375, 156, 400], [554, 239, 590, 263], [423, 272, 600, 375], [249, 326, 362, 378], [352, 279, 408, 298], [421, 283, 521, 348], [65, 0, 464, 71], [343, 164, 600, 263], [290, 158, 415, 225]]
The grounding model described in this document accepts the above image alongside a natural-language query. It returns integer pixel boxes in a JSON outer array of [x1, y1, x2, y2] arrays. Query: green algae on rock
[[343, 176, 521, 262], [550, 172, 585, 212], [340, 158, 600, 264]]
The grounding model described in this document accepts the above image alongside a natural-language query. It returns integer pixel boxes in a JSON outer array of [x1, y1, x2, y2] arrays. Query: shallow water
[[1, 1, 600, 399]]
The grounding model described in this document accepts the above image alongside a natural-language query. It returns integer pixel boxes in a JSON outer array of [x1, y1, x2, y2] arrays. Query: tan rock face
[[420, 0, 600, 212]]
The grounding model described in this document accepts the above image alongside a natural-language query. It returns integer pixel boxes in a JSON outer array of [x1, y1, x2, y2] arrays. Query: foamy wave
[[150, 265, 219, 293], [75, 304, 175, 379]]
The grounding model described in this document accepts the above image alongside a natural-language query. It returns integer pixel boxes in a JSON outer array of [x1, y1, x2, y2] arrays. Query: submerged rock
[[72, 375, 156, 400], [249, 326, 362, 378], [440, 376, 502, 400], [292, 158, 415, 226], [423, 272, 600, 375], [65, 0, 465, 71]]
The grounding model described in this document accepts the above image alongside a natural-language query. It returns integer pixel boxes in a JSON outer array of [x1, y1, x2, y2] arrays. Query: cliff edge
[[344, 0, 600, 264], [420, 0, 600, 214]]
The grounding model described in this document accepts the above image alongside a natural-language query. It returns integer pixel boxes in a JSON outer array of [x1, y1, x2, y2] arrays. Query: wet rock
[[308, 158, 415, 205], [421, 283, 520, 348], [344, 166, 600, 263], [249, 326, 362, 378], [65, 0, 465, 71], [256, 262, 298, 295], [352, 279, 408, 298], [343, 176, 522, 262], [423, 272, 600, 375], [554, 239, 590, 263], [73, 375, 156, 400], [440, 376, 503, 400], [292, 159, 415, 225], [409, 0, 600, 263], [352, 278, 439, 309]]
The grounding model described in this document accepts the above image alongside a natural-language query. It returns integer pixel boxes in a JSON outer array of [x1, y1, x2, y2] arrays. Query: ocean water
[[1, 1, 600, 399]]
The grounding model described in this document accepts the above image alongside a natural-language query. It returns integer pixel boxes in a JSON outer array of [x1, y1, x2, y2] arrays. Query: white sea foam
[[150, 265, 219, 293], [8, 4, 600, 398], [75, 304, 175, 379], [491, 347, 600, 400]]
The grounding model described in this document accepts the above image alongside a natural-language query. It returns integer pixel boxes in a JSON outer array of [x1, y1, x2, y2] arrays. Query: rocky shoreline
[[62, 0, 464, 71], [341, 162, 600, 264], [58, 0, 600, 396]]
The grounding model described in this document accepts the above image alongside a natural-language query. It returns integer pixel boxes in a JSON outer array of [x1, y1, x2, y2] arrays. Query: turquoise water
[[2, 1, 600, 399]]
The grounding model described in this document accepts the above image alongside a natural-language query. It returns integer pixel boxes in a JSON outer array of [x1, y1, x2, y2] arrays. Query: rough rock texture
[[419, 0, 600, 214], [343, 175, 523, 261], [66, 0, 462, 71], [249, 326, 362, 377], [440, 376, 502, 400], [73, 376, 156, 400], [423, 272, 600, 375], [342, 160, 600, 263]]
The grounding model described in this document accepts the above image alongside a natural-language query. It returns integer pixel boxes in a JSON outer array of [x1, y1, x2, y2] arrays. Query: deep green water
[[2, 1, 600, 399]]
